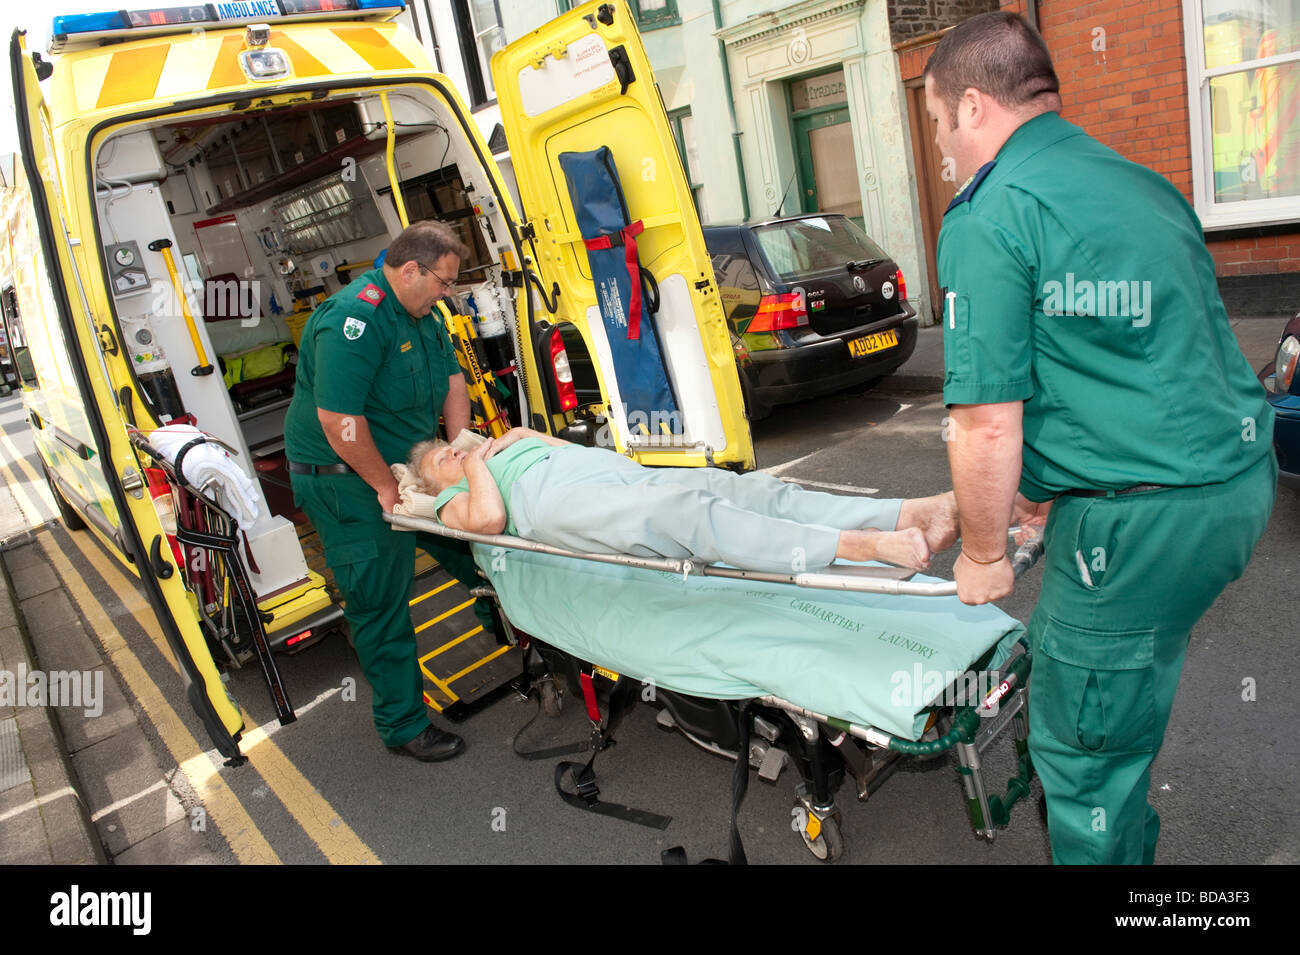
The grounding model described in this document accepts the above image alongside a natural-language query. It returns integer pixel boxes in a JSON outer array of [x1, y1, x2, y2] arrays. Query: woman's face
[[422, 445, 466, 492]]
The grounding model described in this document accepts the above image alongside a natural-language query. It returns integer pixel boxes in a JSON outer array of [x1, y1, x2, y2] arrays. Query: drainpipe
[[422, 0, 444, 73], [712, 0, 751, 221]]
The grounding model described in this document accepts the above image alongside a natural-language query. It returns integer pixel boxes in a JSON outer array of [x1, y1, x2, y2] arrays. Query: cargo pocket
[[327, 538, 379, 600], [1037, 615, 1157, 755]]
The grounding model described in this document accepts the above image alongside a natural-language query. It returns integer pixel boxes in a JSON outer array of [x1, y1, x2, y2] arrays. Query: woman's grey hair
[[408, 438, 449, 492]]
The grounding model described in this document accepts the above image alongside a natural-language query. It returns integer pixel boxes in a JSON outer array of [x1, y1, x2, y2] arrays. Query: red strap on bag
[[583, 220, 645, 340]]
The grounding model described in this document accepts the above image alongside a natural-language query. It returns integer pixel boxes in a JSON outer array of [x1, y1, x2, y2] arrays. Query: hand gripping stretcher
[[387, 508, 1044, 863]]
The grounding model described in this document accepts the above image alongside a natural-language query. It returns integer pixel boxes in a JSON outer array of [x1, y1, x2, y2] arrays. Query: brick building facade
[[897, 0, 1300, 314]]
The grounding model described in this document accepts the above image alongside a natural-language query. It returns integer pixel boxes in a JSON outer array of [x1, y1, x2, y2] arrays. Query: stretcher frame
[[387, 510, 1043, 860]]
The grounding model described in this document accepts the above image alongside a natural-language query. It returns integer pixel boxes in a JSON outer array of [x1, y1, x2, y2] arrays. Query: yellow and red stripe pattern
[[62, 23, 427, 114]]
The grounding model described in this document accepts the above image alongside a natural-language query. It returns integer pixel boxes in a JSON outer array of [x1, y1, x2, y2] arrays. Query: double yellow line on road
[[0, 417, 377, 864]]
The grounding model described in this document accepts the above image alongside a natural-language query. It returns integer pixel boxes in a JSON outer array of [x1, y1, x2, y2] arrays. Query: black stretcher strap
[[516, 671, 672, 829], [662, 701, 753, 865], [555, 750, 671, 830], [176, 520, 295, 727], [511, 692, 592, 760]]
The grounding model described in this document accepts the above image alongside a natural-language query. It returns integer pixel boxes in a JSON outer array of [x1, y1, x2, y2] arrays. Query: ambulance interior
[[89, 87, 583, 582]]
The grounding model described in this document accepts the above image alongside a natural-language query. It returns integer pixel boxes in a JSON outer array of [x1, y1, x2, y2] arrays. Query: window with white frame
[[1187, 0, 1300, 228]]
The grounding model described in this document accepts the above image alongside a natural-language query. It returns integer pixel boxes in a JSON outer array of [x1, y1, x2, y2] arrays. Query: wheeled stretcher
[[387, 512, 1043, 862]]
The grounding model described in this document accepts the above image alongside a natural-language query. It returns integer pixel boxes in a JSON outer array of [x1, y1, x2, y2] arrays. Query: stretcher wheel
[[539, 678, 563, 717], [798, 810, 844, 863]]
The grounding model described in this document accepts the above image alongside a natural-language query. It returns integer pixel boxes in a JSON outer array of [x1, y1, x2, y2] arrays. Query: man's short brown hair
[[386, 220, 469, 269], [924, 11, 1060, 125]]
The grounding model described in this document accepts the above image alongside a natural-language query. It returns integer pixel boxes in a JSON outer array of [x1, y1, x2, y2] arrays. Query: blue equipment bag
[[558, 147, 681, 435]]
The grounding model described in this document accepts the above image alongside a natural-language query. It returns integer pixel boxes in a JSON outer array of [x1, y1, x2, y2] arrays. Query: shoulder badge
[[945, 160, 998, 214], [358, 283, 385, 305], [343, 317, 367, 341]]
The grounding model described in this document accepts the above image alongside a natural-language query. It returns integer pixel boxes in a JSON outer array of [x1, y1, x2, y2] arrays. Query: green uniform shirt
[[938, 112, 1273, 500], [433, 438, 557, 535], [284, 269, 464, 466]]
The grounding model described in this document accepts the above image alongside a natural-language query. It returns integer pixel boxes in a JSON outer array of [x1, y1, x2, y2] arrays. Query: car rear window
[[752, 216, 888, 281]]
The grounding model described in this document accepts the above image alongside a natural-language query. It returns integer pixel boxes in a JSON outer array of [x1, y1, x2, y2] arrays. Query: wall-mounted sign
[[791, 70, 848, 112]]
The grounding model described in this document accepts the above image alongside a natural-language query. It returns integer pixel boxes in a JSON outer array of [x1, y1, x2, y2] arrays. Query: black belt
[[1064, 483, 1171, 498], [288, 461, 354, 476]]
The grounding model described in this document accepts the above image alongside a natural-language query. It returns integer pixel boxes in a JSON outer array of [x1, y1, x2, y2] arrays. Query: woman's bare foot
[[836, 527, 930, 569], [896, 492, 960, 553]]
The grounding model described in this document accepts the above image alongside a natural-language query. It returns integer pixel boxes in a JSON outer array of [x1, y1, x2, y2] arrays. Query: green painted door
[[789, 68, 863, 223]]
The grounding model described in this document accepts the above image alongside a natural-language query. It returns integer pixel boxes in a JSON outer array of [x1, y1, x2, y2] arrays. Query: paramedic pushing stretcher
[[926, 12, 1276, 863], [285, 221, 484, 764], [416, 428, 960, 574]]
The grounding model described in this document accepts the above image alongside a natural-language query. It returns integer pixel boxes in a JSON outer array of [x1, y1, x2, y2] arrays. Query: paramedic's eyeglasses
[[417, 262, 458, 291]]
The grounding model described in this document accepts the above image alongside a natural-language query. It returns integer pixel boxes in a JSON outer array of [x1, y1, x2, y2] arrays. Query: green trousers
[[292, 472, 492, 747], [1027, 452, 1276, 864]]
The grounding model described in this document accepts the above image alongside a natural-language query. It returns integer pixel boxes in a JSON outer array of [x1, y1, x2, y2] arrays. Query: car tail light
[[287, 630, 313, 647], [1277, 335, 1299, 393], [750, 292, 809, 332], [547, 328, 578, 411], [895, 269, 906, 303]]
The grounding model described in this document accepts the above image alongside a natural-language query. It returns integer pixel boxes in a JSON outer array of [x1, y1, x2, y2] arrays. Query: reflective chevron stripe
[[68, 23, 427, 114]]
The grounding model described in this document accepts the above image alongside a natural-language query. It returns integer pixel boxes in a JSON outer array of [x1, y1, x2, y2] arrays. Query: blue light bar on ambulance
[[51, 0, 406, 51]]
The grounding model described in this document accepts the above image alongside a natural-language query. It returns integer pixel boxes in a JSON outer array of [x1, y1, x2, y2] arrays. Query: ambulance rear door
[[492, 0, 754, 470], [10, 28, 245, 759]]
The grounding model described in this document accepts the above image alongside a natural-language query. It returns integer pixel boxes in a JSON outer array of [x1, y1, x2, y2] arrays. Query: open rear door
[[493, 0, 753, 469], [10, 30, 245, 759]]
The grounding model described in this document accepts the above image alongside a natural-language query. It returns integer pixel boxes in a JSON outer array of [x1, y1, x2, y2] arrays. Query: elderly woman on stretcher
[[399, 427, 960, 575]]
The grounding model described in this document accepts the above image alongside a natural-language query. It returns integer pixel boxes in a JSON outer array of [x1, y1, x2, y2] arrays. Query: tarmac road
[[1, 384, 1297, 865]]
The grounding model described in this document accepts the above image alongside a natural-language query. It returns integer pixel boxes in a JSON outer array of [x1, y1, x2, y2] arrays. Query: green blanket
[[474, 544, 1025, 740]]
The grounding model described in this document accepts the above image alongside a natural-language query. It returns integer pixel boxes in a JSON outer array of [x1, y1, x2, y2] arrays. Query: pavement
[[0, 308, 1290, 866]]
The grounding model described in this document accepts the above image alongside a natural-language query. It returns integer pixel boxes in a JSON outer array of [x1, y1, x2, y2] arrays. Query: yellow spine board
[[437, 301, 509, 438]]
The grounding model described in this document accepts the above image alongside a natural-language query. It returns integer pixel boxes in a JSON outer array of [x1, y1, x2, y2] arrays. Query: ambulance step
[[410, 564, 519, 723]]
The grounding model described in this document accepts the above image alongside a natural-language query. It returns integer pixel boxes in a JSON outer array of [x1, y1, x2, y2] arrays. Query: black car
[[703, 214, 917, 417]]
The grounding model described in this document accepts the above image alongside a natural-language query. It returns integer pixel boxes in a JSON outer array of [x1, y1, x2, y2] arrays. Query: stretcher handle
[[383, 514, 1045, 597]]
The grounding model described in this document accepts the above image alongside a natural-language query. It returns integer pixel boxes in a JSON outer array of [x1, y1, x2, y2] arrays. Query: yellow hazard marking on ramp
[[409, 578, 456, 608], [414, 596, 473, 634], [420, 623, 483, 662], [443, 642, 511, 685]]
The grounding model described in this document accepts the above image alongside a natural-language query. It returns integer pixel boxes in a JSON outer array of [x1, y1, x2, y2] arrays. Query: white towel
[[148, 424, 261, 525], [390, 462, 444, 526]]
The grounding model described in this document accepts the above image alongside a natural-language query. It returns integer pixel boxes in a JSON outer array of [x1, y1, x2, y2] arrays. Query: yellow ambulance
[[2, 0, 753, 758]]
